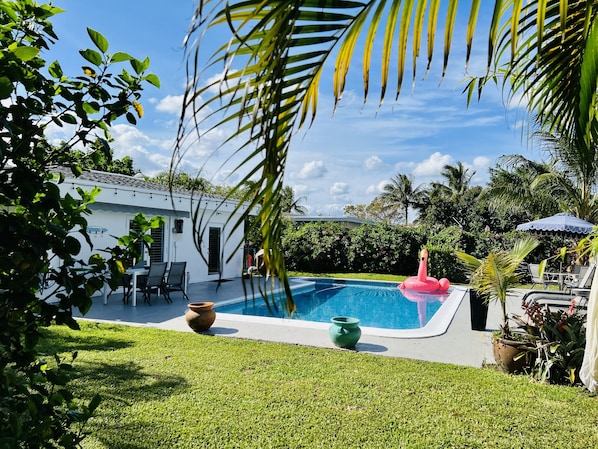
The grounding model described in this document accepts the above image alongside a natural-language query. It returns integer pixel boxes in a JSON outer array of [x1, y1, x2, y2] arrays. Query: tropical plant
[[0, 1, 158, 446], [485, 156, 558, 220], [456, 236, 540, 337], [488, 139, 598, 223], [429, 162, 475, 201], [516, 299, 587, 385], [281, 185, 308, 215], [379, 173, 427, 224], [56, 139, 138, 176], [178, 1, 598, 310]]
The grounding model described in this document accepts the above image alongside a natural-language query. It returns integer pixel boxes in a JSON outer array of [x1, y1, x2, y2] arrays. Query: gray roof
[[54, 166, 206, 197]]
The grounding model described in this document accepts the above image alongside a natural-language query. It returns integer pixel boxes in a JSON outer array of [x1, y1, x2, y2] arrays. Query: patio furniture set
[[109, 261, 189, 306], [523, 263, 595, 310]]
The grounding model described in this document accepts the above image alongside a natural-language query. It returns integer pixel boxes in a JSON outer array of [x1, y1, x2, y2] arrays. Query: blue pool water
[[215, 278, 451, 330]]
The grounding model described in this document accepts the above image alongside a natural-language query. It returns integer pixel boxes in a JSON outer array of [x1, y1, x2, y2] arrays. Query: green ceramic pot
[[329, 316, 361, 349]]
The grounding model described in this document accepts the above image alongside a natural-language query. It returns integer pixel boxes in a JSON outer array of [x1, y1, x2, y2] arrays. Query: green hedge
[[283, 222, 351, 272], [283, 222, 422, 274], [282, 221, 573, 281], [346, 223, 422, 274]]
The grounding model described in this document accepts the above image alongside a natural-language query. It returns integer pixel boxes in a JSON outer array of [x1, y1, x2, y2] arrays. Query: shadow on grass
[[74, 359, 189, 404], [69, 359, 192, 449], [39, 323, 135, 353]]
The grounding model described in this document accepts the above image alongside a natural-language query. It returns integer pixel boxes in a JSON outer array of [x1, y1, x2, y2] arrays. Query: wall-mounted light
[[173, 219, 184, 234]]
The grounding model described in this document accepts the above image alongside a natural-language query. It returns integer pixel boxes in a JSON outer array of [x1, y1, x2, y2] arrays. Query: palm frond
[[178, 0, 598, 312]]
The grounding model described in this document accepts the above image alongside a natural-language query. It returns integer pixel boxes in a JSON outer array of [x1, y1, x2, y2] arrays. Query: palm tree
[[533, 133, 598, 222], [177, 1, 598, 306], [281, 186, 307, 215], [430, 162, 475, 201], [380, 173, 427, 224], [487, 135, 598, 222], [485, 156, 557, 220], [457, 236, 540, 337]]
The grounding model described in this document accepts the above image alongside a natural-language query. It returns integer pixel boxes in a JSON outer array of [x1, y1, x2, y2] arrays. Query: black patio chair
[[121, 273, 133, 304], [163, 261, 189, 301], [137, 262, 169, 305]]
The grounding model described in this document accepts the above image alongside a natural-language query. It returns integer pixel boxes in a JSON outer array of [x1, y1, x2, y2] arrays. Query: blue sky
[[47, 1, 536, 216]]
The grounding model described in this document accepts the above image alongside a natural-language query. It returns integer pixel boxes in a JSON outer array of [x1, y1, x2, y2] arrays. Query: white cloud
[[364, 155, 384, 170], [155, 95, 183, 114], [205, 70, 240, 95], [473, 156, 491, 169], [377, 179, 389, 193], [412, 152, 454, 177], [366, 184, 378, 195], [297, 160, 327, 179], [330, 182, 349, 197]]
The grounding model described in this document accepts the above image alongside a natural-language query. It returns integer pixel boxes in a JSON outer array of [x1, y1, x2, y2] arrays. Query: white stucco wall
[[58, 172, 248, 285]]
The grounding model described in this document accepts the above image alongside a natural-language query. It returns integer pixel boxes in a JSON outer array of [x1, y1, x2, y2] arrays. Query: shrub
[[347, 223, 423, 274], [283, 222, 351, 272], [425, 245, 468, 283], [0, 3, 158, 446]]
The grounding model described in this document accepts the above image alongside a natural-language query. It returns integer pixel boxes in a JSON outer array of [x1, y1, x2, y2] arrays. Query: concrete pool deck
[[75, 276, 530, 368]]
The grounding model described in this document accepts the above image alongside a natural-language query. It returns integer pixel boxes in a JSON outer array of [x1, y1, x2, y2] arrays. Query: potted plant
[[456, 236, 540, 372]]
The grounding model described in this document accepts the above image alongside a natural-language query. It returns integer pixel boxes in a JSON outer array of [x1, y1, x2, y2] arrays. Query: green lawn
[[289, 272, 407, 282], [42, 322, 598, 449]]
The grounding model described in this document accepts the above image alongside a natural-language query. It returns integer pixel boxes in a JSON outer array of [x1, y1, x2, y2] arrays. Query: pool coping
[[214, 277, 467, 339]]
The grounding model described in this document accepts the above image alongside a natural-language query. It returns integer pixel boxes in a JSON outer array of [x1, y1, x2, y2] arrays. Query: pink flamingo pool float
[[399, 249, 450, 293]]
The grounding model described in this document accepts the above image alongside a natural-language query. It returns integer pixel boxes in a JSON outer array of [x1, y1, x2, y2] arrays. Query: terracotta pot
[[492, 336, 536, 373], [185, 301, 216, 332]]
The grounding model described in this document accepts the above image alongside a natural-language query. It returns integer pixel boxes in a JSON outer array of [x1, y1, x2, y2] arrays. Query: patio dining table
[[125, 267, 149, 307]]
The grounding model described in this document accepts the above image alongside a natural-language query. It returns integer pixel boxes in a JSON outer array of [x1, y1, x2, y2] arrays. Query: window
[[208, 227, 221, 274], [129, 219, 164, 264], [149, 225, 164, 263]]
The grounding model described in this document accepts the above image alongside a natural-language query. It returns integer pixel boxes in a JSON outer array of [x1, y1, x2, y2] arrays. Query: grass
[[289, 272, 407, 282], [42, 322, 598, 449]]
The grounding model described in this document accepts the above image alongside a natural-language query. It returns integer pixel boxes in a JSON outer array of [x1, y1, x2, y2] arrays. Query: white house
[[55, 168, 249, 284]]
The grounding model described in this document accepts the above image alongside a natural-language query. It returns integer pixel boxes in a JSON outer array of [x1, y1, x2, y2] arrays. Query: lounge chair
[[528, 263, 560, 289], [564, 264, 591, 292], [522, 263, 595, 309]]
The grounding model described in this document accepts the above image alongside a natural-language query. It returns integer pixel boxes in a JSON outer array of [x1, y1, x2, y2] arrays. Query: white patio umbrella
[[580, 268, 598, 392], [516, 212, 595, 236]]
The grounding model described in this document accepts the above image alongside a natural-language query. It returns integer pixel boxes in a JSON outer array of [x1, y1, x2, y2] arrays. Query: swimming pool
[[215, 278, 466, 338]]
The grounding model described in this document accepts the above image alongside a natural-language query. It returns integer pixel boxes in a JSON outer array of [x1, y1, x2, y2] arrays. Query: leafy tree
[[55, 139, 137, 175], [415, 161, 486, 231], [379, 173, 427, 225], [0, 2, 158, 446], [344, 196, 398, 224], [150, 171, 212, 192], [178, 1, 598, 309]]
